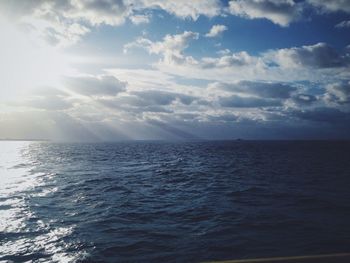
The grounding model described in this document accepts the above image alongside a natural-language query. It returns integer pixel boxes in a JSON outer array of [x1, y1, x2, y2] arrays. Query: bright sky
[[0, 0, 349, 141]]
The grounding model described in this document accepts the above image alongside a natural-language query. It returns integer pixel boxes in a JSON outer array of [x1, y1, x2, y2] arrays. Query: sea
[[1, 140, 350, 262]]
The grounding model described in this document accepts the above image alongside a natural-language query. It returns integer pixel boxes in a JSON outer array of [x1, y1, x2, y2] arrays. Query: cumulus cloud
[[2, 0, 349, 49], [124, 31, 263, 70], [64, 75, 127, 97], [63, 0, 131, 26], [308, 0, 350, 13], [265, 42, 346, 68], [325, 81, 350, 104], [4, 0, 222, 23], [0, 0, 221, 47], [5, 0, 131, 26], [212, 80, 303, 108], [228, 0, 302, 27], [205, 24, 228, 38], [126, 34, 349, 85], [38, 21, 91, 47], [201, 51, 255, 68], [0, 0, 131, 46], [124, 31, 199, 65], [135, 0, 222, 20]]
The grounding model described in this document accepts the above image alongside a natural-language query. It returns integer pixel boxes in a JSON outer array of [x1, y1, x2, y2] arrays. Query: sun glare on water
[[0, 18, 71, 100]]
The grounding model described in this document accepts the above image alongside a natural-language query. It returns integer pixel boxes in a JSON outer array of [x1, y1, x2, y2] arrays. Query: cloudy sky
[[0, 0, 350, 141]]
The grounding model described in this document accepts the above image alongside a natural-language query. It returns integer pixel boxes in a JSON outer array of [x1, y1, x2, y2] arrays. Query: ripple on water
[[1, 141, 350, 262]]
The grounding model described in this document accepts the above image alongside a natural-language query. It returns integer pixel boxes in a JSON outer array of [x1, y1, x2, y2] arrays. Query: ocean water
[[1, 141, 350, 262]]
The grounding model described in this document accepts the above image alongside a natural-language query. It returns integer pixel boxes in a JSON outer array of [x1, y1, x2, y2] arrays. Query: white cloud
[[62, 0, 131, 26], [135, 0, 222, 20], [130, 14, 151, 24], [125, 31, 263, 74], [264, 43, 346, 68], [0, 0, 131, 46], [335, 20, 350, 28], [228, 0, 302, 27], [2, 1, 350, 140], [291, 94, 317, 105], [205, 24, 228, 38], [124, 31, 199, 65], [30, 20, 91, 47], [0, 0, 220, 47], [325, 81, 350, 104], [125, 30, 349, 85], [217, 49, 231, 56], [201, 51, 255, 68], [308, 0, 350, 13]]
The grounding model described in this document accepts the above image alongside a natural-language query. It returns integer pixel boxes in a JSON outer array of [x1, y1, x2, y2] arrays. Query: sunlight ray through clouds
[[0, 0, 349, 140]]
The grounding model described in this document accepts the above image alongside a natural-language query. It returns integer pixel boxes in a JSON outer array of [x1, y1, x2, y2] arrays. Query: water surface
[[1, 141, 350, 262]]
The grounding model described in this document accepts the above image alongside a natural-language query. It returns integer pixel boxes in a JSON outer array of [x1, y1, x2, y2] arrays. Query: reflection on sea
[[0, 141, 84, 263]]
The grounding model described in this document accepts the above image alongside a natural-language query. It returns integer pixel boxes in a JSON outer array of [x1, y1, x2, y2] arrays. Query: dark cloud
[[269, 43, 347, 68], [228, 0, 302, 26], [98, 90, 197, 115], [100, 95, 149, 108], [219, 95, 282, 108], [64, 75, 127, 96], [79, 0, 128, 17], [140, 106, 173, 113], [207, 114, 239, 122], [291, 107, 350, 123], [213, 81, 297, 99], [325, 81, 350, 104], [131, 90, 196, 106]]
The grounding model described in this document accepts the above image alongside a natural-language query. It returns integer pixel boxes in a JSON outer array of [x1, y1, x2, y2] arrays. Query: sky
[[0, 0, 350, 141]]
